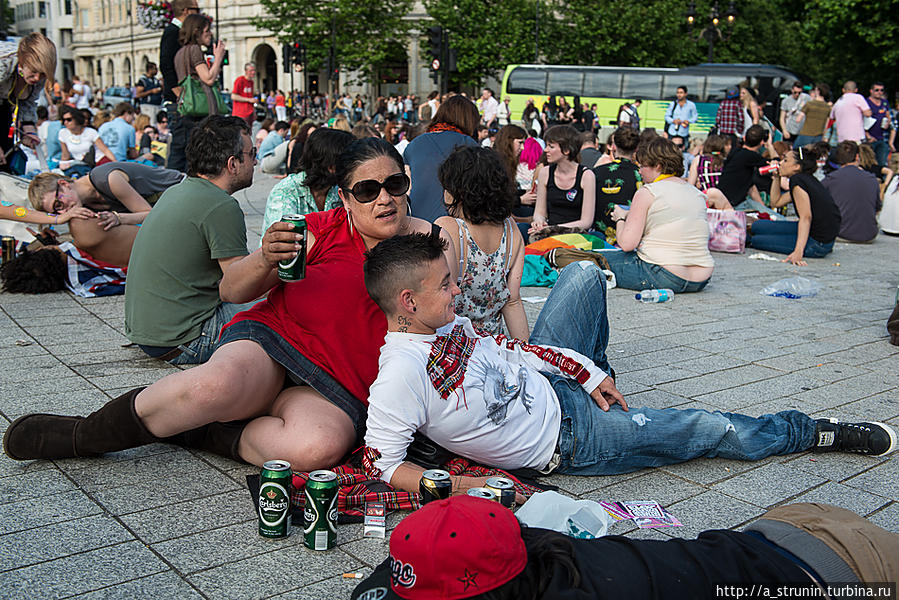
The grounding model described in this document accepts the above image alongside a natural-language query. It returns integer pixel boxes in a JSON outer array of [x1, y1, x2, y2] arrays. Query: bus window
[[621, 73, 662, 99], [705, 75, 741, 101], [661, 75, 705, 101], [507, 67, 547, 95], [547, 70, 584, 96], [583, 71, 621, 98]]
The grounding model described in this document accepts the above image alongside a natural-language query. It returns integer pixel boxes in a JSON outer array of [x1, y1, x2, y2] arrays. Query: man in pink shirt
[[829, 81, 872, 142]]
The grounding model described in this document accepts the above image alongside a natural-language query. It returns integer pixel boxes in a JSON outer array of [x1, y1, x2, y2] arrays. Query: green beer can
[[258, 460, 292, 538], [303, 470, 338, 550], [277, 214, 307, 281]]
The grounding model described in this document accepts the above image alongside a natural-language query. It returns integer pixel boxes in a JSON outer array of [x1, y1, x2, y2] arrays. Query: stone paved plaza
[[1, 173, 897, 599]]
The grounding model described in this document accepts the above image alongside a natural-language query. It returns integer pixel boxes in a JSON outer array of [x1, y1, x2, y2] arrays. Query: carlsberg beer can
[[277, 214, 307, 281], [304, 470, 338, 550], [258, 460, 292, 538]]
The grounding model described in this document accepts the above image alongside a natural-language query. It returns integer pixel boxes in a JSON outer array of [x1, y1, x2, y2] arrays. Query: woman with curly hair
[[0, 246, 68, 293], [435, 146, 528, 339]]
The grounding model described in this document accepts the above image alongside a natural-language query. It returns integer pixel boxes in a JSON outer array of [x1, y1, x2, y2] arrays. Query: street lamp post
[[686, 1, 736, 62]]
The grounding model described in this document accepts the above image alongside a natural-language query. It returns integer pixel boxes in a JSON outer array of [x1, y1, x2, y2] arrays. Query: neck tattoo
[[397, 315, 412, 332]]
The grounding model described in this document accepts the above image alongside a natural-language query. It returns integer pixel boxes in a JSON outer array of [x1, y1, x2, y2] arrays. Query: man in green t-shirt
[[124, 115, 257, 364]]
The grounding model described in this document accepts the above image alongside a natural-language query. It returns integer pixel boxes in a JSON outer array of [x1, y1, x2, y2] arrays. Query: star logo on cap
[[457, 569, 479, 591]]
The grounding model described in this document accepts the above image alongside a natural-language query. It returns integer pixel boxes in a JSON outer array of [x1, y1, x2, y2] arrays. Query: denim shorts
[[218, 319, 367, 439]]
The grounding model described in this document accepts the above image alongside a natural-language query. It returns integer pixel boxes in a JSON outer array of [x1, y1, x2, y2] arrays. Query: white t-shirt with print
[[364, 316, 608, 483]]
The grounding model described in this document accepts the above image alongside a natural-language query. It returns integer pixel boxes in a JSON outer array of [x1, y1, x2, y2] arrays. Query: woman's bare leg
[[238, 385, 357, 469], [135, 340, 286, 437]]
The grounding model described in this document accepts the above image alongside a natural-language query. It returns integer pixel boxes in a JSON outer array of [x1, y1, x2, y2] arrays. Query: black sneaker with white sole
[[813, 419, 897, 456]]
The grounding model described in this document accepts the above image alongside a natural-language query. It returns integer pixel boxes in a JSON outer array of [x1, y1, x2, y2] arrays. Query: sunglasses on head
[[343, 173, 410, 203]]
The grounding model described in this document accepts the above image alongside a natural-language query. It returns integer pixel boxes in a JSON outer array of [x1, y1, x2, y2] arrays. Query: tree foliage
[[252, 0, 413, 83], [423, 0, 555, 87], [797, 0, 899, 92], [419, 0, 898, 95]]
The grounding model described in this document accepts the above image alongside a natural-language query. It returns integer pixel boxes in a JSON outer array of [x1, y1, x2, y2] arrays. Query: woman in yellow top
[[606, 137, 714, 293]]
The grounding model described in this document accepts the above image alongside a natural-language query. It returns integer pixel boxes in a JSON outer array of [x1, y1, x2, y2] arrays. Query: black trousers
[[166, 110, 195, 173]]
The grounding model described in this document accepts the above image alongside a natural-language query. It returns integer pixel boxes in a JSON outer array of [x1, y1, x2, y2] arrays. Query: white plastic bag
[[760, 276, 821, 299], [515, 490, 612, 539]]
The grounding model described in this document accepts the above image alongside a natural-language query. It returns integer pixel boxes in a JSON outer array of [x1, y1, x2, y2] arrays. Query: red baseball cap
[[351, 495, 527, 600]]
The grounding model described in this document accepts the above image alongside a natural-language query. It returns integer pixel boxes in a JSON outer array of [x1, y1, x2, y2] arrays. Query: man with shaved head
[[829, 80, 872, 143]]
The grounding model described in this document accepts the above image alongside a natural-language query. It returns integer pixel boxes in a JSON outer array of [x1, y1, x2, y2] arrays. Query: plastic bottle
[[635, 288, 674, 303]]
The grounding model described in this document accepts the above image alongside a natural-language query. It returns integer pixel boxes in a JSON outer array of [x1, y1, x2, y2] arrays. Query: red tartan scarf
[[289, 447, 543, 517], [427, 122, 465, 135], [426, 324, 476, 400]]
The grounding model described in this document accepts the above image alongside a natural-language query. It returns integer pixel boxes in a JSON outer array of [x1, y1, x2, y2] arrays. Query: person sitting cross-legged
[[361, 232, 896, 498]]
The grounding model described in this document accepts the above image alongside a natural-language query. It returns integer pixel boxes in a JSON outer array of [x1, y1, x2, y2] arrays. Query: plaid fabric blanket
[[287, 455, 545, 518]]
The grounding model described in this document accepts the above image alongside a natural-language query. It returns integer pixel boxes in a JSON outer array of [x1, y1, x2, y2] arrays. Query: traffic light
[[292, 42, 304, 66], [427, 25, 443, 62], [281, 44, 290, 73]]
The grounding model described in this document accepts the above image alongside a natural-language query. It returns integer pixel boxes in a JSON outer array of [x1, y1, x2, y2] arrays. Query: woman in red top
[[5, 138, 455, 471]]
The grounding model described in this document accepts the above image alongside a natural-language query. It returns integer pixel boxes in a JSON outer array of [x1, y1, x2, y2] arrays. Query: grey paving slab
[[1, 375, 95, 400], [0, 388, 108, 421], [692, 372, 824, 411], [790, 482, 891, 517], [0, 541, 167, 599], [625, 364, 702, 386], [91, 466, 242, 515], [153, 520, 303, 574], [792, 372, 898, 410], [0, 469, 78, 505], [120, 490, 255, 544], [665, 491, 766, 538], [656, 364, 783, 398], [711, 462, 829, 508], [0, 513, 133, 572], [659, 456, 781, 486], [0, 489, 104, 536], [187, 546, 361, 600], [72, 572, 206, 600], [66, 450, 213, 491], [866, 503, 899, 533], [843, 459, 899, 501], [789, 362, 874, 384], [781, 451, 889, 483], [585, 470, 706, 507]]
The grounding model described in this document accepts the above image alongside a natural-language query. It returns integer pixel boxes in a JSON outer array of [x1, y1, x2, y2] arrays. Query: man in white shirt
[[361, 233, 896, 496], [479, 88, 499, 128]]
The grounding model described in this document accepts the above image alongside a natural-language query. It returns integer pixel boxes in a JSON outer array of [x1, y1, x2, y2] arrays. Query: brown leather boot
[[3, 387, 159, 460], [167, 420, 249, 463], [888, 301, 899, 346]]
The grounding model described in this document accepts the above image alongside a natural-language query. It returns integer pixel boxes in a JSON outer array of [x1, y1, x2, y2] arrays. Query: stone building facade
[[15, 0, 436, 99]]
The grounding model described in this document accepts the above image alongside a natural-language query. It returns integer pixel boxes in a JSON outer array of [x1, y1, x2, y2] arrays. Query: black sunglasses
[[344, 173, 410, 203]]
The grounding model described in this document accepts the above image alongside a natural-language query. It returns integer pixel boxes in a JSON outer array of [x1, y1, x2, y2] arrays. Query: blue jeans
[[793, 134, 822, 149], [529, 261, 612, 376], [602, 250, 710, 293], [553, 388, 815, 475], [528, 263, 815, 475], [748, 220, 834, 258], [168, 301, 258, 365], [871, 139, 890, 168]]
